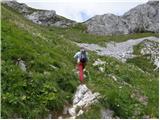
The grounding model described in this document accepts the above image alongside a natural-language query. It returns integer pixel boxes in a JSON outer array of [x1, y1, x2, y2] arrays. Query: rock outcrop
[[84, 1, 159, 35], [85, 14, 129, 35], [140, 39, 159, 68], [68, 84, 101, 118], [123, 1, 159, 33], [59, 84, 101, 119], [3, 1, 76, 28]]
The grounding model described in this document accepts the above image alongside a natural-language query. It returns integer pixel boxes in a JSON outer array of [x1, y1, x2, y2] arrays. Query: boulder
[[16, 59, 26, 72]]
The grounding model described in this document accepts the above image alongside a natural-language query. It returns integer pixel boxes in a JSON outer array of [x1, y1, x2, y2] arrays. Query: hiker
[[74, 47, 89, 83]]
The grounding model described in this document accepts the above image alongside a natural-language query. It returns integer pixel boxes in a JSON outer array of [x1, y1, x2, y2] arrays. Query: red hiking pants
[[77, 63, 85, 82]]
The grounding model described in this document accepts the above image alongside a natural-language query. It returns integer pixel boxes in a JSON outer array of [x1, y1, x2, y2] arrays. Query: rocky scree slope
[[84, 1, 159, 35], [2, 1, 76, 28], [76, 36, 159, 66]]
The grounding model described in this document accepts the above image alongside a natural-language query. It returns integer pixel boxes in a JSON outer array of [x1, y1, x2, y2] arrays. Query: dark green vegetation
[[2, 5, 79, 118], [1, 4, 159, 119]]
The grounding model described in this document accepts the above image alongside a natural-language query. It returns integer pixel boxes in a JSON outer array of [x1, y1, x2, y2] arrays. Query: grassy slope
[[1, 4, 159, 119], [1, 5, 79, 118]]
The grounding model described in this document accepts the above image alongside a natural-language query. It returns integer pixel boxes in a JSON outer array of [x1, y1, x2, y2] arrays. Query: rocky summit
[[3, 1, 76, 28], [84, 1, 159, 35]]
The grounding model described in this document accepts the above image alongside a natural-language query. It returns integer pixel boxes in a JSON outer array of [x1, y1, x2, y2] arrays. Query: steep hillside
[[1, 3, 159, 119], [1, 4, 79, 118], [85, 1, 159, 35]]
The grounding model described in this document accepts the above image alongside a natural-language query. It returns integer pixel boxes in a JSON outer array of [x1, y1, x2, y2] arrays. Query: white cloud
[[16, 0, 149, 22], [16, 0, 149, 2]]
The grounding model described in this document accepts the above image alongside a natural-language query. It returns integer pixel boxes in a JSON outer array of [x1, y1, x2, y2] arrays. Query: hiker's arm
[[77, 58, 80, 63], [86, 52, 89, 61], [74, 52, 80, 63]]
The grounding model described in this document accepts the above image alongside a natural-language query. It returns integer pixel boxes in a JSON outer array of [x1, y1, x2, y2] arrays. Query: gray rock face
[[3, 1, 76, 28], [85, 14, 129, 35], [85, 1, 159, 35], [2, 0, 30, 14], [123, 1, 159, 33], [26, 11, 75, 27], [26, 10, 56, 25]]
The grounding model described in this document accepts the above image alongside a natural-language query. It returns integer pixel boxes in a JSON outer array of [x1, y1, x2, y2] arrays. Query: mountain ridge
[[84, 1, 159, 35], [2, 1, 76, 28], [3, 1, 159, 35]]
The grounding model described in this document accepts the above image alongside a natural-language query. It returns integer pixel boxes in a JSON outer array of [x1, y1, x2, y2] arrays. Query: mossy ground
[[1, 4, 159, 119]]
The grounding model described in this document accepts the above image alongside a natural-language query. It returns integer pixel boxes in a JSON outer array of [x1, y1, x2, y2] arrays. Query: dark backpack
[[80, 51, 87, 63]]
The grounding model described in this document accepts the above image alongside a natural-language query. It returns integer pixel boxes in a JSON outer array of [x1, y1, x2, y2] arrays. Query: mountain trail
[[58, 84, 101, 119]]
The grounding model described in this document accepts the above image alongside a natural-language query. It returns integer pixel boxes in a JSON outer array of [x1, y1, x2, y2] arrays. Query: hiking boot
[[80, 80, 85, 84]]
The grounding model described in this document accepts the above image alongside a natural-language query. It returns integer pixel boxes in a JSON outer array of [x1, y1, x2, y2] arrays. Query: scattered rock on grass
[[93, 59, 106, 66], [101, 109, 114, 119], [131, 90, 148, 106], [93, 59, 106, 72], [16, 58, 26, 72]]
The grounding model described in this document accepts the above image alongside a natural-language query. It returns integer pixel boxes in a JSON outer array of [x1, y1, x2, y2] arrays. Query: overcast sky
[[16, 0, 149, 22]]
